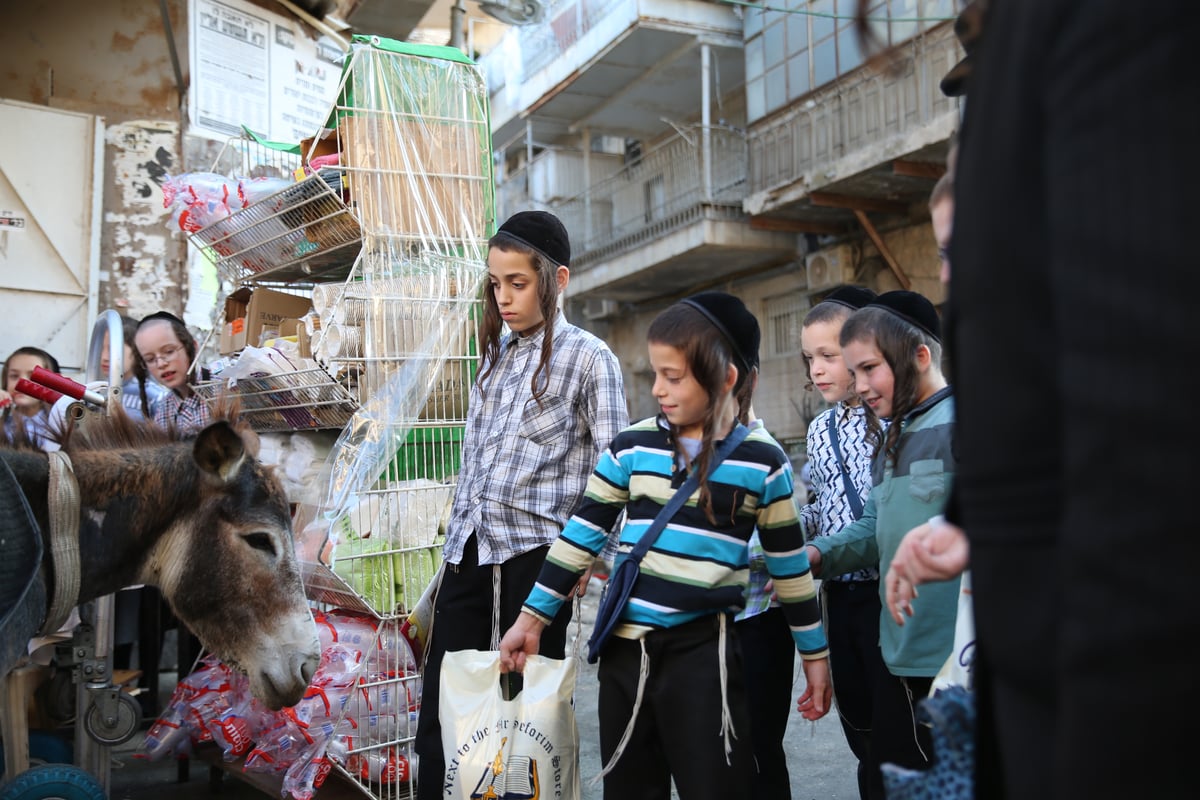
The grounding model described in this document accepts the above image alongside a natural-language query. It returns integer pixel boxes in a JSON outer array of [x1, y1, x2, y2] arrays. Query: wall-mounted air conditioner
[[804, 244, 857, 291]]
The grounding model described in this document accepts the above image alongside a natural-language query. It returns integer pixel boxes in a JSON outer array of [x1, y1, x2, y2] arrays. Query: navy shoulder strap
[[827, 409, 865, 520]]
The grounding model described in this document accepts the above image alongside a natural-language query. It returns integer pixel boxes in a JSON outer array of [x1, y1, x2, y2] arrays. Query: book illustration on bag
[[471, 738, 539, 800]]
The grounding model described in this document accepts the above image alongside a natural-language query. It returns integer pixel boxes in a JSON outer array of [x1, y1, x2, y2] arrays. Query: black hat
[[823, 285, 877, 311], [492, 210, 571, 267], [868, 290, 942, 343], [680, 291, 761, 371], [941, 0, 988, 97]]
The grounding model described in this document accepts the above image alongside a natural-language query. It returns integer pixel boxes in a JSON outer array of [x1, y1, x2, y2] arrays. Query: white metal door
[[0, 99, 103, 374]]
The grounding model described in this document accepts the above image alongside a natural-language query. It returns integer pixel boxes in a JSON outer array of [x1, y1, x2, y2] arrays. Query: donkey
[[0, 406, 320, 710]]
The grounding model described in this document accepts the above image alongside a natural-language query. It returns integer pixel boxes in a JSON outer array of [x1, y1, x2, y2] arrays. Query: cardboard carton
[[219, 287, 314, 354]]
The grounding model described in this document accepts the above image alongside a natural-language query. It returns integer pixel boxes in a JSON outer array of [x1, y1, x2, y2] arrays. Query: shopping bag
[[585, 559, 639, 664], [932, 570, 975, 692], [403, 562, 444, 668], [438, 649, 580, 800]]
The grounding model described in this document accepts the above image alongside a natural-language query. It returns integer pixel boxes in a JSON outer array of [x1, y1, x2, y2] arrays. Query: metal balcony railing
[[497, 126, 750, 268], [510, 0, 627, 85], [746, 23, 960, 202]]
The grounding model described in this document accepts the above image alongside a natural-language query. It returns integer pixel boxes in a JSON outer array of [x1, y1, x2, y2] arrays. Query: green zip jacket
[[810, 387, 958, 677]]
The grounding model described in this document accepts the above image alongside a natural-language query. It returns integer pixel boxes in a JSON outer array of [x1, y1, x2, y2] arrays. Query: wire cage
[[170, 38, 494, 799], [184, 131, 363, 287], [190, 173, 363, 286], [288, 37, 494, 800]]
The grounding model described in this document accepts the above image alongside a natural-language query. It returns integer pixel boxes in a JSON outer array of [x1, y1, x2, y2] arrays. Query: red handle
[[14, 378, 64, 405], [28, 366, 107, 406], [31, 366, 85, 399]]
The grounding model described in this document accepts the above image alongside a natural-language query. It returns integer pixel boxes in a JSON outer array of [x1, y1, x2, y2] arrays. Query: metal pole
[[583, 128, 593, 247], [701, 44, 713, 202], [75, 308, 124, 793], [450, 0, 467, 52]]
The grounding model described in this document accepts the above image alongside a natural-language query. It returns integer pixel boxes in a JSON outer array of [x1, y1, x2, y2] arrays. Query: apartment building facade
[[479, 0, 962, 453]]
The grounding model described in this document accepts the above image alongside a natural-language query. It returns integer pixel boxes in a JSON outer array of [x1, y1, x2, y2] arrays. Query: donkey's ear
[[193, 421, 247, 483]]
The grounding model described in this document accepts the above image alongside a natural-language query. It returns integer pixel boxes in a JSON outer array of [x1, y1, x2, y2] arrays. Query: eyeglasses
[[141, 344, 184, 367]]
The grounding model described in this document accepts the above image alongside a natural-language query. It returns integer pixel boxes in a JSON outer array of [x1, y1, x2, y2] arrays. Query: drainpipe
[[701, 44, 713, 202], [582, 128, 592, 247], [450, 0, 466, 52], [527, 119, 535, 206]]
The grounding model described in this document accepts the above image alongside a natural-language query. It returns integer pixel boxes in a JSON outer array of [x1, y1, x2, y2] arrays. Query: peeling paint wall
[[105, 120, 183, 318], [1, 0, 190, 324]]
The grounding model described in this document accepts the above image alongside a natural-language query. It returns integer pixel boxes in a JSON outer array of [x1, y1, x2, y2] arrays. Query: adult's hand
[[886, 516, 969, 625]]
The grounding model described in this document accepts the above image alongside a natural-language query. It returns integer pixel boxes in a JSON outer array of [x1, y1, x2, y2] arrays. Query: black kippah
[[680, 291, 761, 371], [867, 290, 942, 343], [823, 285, 877, 311], [492, 210, 571, 267]]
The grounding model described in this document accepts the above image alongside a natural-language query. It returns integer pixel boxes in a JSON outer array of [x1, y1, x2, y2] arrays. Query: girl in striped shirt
[[501, 291, 830, 800]]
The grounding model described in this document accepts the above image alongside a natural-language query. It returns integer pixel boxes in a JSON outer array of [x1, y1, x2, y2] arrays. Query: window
[[765, 291, 809, 358]]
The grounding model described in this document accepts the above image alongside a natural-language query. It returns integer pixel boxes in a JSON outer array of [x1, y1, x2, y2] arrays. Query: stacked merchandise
[[151, 36, 494, 800]]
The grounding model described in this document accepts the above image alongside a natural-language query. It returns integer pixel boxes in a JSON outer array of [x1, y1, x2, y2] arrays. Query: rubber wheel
[[0, 764, 106, 800], [82, 693, 141, 746]]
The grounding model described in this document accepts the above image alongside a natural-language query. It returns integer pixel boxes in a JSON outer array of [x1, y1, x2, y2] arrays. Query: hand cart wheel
[[0, 763, 106, 800], [81, 690, 141, 746]]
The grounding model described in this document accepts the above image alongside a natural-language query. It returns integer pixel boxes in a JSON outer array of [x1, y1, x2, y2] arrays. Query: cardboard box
[[296, 324, 312, 359], [219, 288, 251, 355], [219, 287, 313, 354]]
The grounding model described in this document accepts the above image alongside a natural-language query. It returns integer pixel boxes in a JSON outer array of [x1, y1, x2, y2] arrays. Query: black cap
[[492, 210, 571, 267], [823, 285, 877, 311], [868, 290, 941, 343], [680, 291, 761, 371]]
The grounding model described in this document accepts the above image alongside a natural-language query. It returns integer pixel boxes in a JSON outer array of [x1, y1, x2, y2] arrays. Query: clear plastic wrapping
[[174, 37, 494, 799]]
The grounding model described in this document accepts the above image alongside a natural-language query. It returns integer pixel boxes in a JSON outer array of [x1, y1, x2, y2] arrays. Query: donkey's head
[[142, 420, 320, 710]]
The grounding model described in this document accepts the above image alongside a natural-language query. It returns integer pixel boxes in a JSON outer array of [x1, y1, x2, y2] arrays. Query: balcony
[[480, 0, 745, 152], [744, 21, 962, 231], [497, 125, 798, 301]]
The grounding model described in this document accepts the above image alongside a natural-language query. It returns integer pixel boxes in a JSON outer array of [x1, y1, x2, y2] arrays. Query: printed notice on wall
[[189, 0, 343, 143], [0, 210, 27, 233]]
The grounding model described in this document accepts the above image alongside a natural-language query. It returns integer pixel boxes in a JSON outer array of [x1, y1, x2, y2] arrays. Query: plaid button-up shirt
[[153, 390, 212, 435], [443, 314, 628, 566]]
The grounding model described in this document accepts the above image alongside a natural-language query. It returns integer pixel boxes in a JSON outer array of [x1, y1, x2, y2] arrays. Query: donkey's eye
[[242, 532, 276, 557]]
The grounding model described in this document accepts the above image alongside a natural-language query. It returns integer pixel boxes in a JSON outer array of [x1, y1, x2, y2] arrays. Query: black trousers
[[870, 671, 933, 785], [824, 580, 889, 800], [413, 536, 572, 800], [951, 1, 1200, 796], [597, 615, 754, 800], [734, 607, 795, 800]]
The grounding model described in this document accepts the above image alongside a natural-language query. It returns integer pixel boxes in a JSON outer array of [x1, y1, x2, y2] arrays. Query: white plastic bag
[[438, 650, 580, 800], [932, 570, 975, 693]]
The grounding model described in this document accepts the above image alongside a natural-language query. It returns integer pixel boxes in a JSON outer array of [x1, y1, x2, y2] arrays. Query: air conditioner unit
[[582, 298, 620, 321], [804, 244, 857, 291]]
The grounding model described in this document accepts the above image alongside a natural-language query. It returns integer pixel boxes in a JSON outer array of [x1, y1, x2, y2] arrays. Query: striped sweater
[[524, 416, 829, 660]]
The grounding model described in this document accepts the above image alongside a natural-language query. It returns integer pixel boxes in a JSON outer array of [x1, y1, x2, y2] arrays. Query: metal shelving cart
[[175, 35, 494, 800]]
